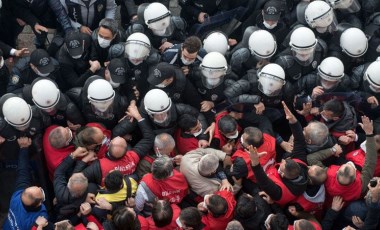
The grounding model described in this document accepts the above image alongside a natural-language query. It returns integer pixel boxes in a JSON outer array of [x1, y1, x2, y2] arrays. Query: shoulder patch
[[11, 75, 19, 84]]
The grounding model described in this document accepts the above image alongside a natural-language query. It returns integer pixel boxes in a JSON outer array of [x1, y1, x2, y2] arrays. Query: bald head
[[22, 186, 44, 207], [109, 136, 128, 158]]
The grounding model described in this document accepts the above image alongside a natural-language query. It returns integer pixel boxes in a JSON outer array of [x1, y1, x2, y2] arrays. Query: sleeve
[[11, 0, 40, 27], [289, 121, 307, 164], [132, 119, 155, 159], [105, 0, 117, 19], [183, 79, 203, 110], [320, 209, 341, 230], [178, 0, 201, 21], [361, 135, 377, 195], [47, 0, 73, 32], [60, 63, 93, 88], [53, 155, 76, 204], [81, 160, 103, 185], [121, 0, 138, 19], [251, 164, 282, 201], [134, 184, 149, 212], [307, 148, 333, 167], [0, 41, 13, 59], [58, 0, 82, 29], [15, 148, 32, 191], [136, 160, 152, 180], [363, 204, 380, 229]]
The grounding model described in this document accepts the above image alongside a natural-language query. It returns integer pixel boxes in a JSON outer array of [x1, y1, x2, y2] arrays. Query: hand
[[295, 102, 312, 116], [198, 140, 209, 148], [367, 178, 380, 203], [254, 102, 265, 115], [35, 216, 48, 227], [16, 18, 26, 26], [82, 150, 97, 163], [95, 197, 112, 210], [288, 205, 299, 217], [14, 48, 30, 57], [367, 96, 379, 108], [331, 196, 344, 212], [332, 144, 343, 157], [86, 222, 99, 230], [345, 130, 357, 142], [352, 216, 364, 229], [220, 179, 233, 192], [311, 86, 324, 99], [200, 100, 214, 112], [338, 135, 352, 145], [0, 136, 5, 145], [173, 155, 183, 165], [310, 107, 320, 116], [72, 147, 89, 158], [228, 38, 237, 46], [181, 66, 189, 75], [80, 25, 92, 35], [125, 197, 136, 207], [126, 100, 142, 120], [159, 42, 173, 53], [17, 137, 32, 148], [89, 60, 101, 73], [280, 141, 293, 153], [86, 193, 96, 204], [34, 23, 48, 34], [229, 111, 243, 120], [132, 86, 140, 101], [80, 202, 92, 215], [342, 226, 356, 230], [67, 120, 81, 131], [198, 12, 208, 23], [130, 15, 138, 22], [197, 201, 208, 212], [232, 175, 242, 186], [204, 122, 215, 144], [222, 142, 234, 155], [259, 191, 274, 204], [282, 101, 297, 124], [358, 115, 373, 135]]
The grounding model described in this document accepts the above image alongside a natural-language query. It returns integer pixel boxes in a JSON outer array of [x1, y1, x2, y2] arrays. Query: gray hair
[[154, 133, 175, 150], [307, 121, 329, 146], [99, 18, 118, 36], [226, 221, 244, 230], [152, 156, 174, 180], [199, 154, 219, 175], [68, 173, 88, 198]]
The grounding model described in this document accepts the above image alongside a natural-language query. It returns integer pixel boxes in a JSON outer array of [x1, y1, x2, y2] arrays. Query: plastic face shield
[[328, 0, 361, 13], [258, 73, 285, 97]]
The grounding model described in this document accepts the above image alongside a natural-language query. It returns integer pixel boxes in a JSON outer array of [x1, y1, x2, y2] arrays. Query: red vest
[[43, 125, 75, 181], [325, 165, 362, 202], [86, 123, 112, 159], [138, 215, 150, 230], [174, 128, 199, 155], [293, 185, 325, 218], [99, 150, 140, 186], [213, 111, 241, 149], [202, 190, 236, 230], [288, 220, 321, 230], [141, 170, 189, 204], [346, 148, 380, 177], [146, 204, 181, 230], [266, 159, 307, 207]]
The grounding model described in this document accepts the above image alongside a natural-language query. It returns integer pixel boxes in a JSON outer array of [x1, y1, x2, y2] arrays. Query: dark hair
[[104, 170, 123, 193], [323, 99, 344, 117], [99, 18, 118, 36], [270, 213, 289, 230], [179, 207, 202, 230], [297, 219, 316, 230], [308, 167, 327, 185], [152, 156, 173, 180], [152, 200, 173, 227], [243, 127, 263, 148], [112, 206, 140, 230], [219, 115, 238, 134], [235, 193, 257, 219], [208, 194, 228, 218], [178, 114, 198, 132], [182, 36, 202, 54], [284, 159, 301, 179], [49, 127, 67, 149], [75, 127, 98, 147]]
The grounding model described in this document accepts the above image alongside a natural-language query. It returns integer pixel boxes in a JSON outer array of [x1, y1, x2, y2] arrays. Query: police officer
[[147, 62, 203, 111], [80, 76, 129, 129], [203, 31, 230, 56], [0, 49, 10, 97], [275, 26, 327, 84], [8, 49, 60, 94], [231, 29, 277, 76], [127, 2, 187, 52], [113, 89, 209, 142], [57, 31, 99, 91], [162, 36, 206, 76], [23, 78, 85, 129], [364, 13, 380, 63]]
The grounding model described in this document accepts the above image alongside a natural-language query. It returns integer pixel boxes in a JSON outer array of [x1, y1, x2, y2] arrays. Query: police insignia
[[312, 61, 318, 69], [97, 4, 104, 12], [11, 75, 19, 84], [376, 45, 380, 53], [173, 93, 180, 100], [211, 94, 218, 101], [154, 68, 161, 78]]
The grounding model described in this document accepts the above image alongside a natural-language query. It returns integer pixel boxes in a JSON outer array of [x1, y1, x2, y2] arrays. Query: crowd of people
[[0, 0, 380, 229]]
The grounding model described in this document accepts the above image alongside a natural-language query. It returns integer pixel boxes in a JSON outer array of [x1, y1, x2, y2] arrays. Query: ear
[[332, 116, 340, 121]]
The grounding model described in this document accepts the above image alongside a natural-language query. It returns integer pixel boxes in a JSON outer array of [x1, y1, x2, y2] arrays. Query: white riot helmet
[[364, 60, 380, 93], [248, 30, 277, 59], [2, 96, 32, 130], [144, 3, 173, 36], [125, 32, 151, 65], [317, 57, 344, 89], [203, 32, 229, 55], [326, 0, 361, 13], [200, 52, 228, 89], [340, 28, 368, 58], [289, 27, 318, 66], [144, 89, 172, 125], [305, 1, 337, 33], [87, 79, 115, 112], [32, 79, 60, 111], [258, 63, 286, 97]]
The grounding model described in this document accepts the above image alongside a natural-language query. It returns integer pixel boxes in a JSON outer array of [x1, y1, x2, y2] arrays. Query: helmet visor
[[291, 49, 315, 66], [329, 0, 361, 13], [312, 8, 338, 32], [125, 40, 150, 59], [201, 74, 225, 89], [89, 95, 115, 113], [148, 17, 174, 36], [149, 111, 171, 126], [258, 73, 285, 97]]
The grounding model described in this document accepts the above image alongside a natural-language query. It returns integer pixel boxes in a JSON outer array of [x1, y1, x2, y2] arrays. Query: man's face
[[98, 27, 114, 41], [320, 110, 335, 122], [88, 127, 105, 150], [181, 48, 197, 63], [186, 120, 202, 135], [61, 127, 73, 146], [278, 159, 286, 178], [337, 162, 356, 185]]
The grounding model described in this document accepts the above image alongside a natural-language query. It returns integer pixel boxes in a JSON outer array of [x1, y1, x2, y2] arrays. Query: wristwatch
[[331, 147, 337, 154]]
